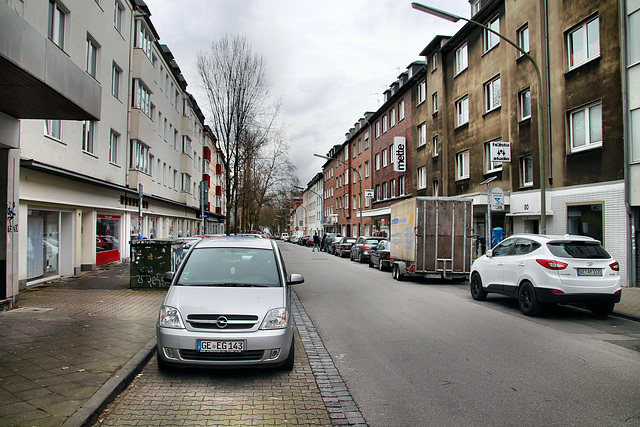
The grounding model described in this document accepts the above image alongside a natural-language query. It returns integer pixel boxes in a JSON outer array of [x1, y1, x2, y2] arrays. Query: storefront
[[96, 214, 121, 266], [26, 209, 59, 281]]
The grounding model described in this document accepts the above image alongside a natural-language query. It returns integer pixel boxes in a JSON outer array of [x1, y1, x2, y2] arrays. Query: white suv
[[470, 234, 621, 316]]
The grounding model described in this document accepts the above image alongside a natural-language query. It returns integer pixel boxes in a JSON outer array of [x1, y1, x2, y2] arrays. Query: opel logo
[[216, 316, 229, 328], [587, 262, 594, 267]]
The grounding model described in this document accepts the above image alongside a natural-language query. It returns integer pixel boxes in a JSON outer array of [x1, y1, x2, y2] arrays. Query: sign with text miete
[[490, 141, 511, 162]]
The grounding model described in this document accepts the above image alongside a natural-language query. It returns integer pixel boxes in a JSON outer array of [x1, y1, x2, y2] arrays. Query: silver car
[[156, 237, 304, 370]]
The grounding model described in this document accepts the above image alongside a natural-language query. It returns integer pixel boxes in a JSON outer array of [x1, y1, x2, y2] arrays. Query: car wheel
[[358, 253, 363, 263], [590, 302, 615, 317], [470, 273, 487, 301], [350, 251, 354, 261], [518, 282, 542, 316], [392, 264, 404, 281], [368, 259, 374, 268], [281, 337, 295, 371]]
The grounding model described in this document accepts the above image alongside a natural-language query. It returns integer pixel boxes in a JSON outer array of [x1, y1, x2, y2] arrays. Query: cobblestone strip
[[292, 291, 368, 427]]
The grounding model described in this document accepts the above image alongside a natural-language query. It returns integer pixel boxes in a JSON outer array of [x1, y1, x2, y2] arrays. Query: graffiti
[[7, 202, 18, 233]]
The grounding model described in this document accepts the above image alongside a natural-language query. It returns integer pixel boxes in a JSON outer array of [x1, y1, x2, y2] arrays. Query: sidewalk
[[0, 263, 638, 427]]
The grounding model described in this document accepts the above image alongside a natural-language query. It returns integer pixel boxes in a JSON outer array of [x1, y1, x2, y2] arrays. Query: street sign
[[490, 187, 505, 211], [364, 189, 374, 199], [490, 141, 511, 162], [394, 137, 406, 172]]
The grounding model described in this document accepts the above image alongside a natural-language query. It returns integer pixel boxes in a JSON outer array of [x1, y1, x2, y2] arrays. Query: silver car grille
[[186, 314, 259, 330]]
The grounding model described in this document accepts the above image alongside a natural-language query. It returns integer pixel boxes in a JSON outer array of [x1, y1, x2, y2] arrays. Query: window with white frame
[[457, 150, 470, 180], [390, 179, 396, 198], [518, 23, 530, 56], [353, 195, 357, 210], [456, 43, 468, 75], [520, 88, 531, 120], [456, 96, 469, 127], [382, 149, 388, 167], [182, 136, 192, 155], [432, 92, 438, 114], [375, 153, 380, 170], [485, 15, 500, 52], [375, 184, 381, 201], [112, 62, 122, 99], [345, 194, 349, 209], [354, 167, 357, 183], [133, 79, 151, 116], [48, 0, 66, 49], [135, 19, 153, 60], [44, 120, 62, 141], [114, 1, 125, 33], [382, 182, 387, 199], [364, 161, 370, 177], [173, 170, 178, 190], [569, 102, 602, 152], [149, 154, 154, 178], [417, 80, 426, 104], [83, 120, 96, 154], [109, 130, 120, 165], [418, 122, 427, 148], [390, 108, 396, 127], [432, 135, 439, 157], [484, 76, 501, 112], [568, 16, 600, 69], [485, 140, 503, 173], [181, 173, 192, 193], [375, 121, 380, 138], [417, 166, 427, 189], [365, 133, 370, 149], [399, 176, 406, 195], [432, 53, 437, 71], [521, 155, 534, 186], [399, 100, 405, 121], [358, 138, 363, 153], [390, 144, 395, 164], [382, 115, 388, 133], [130, 139, 149, 173], [630, 10, 640, 66], [86, 36, 99, 79]]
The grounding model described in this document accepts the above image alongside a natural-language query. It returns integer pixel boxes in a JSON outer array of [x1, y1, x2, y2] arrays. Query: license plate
[[577, 268, 602, 276], [197, 340, 245, 352]]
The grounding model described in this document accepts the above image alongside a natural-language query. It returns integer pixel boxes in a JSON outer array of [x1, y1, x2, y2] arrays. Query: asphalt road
[[281, 242, 640, 427]]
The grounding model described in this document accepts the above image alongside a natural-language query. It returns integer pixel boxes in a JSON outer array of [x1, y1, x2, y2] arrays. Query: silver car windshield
[[177, 247, 281, 287]]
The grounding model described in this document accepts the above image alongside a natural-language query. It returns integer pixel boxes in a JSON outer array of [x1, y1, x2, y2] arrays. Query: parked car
[[289, 235, 299, 244], [299, 236, 310, 246], [327, 236, 342, 255], [350, 236, 386, 263], [323, 233, 342, 252], [335, 237, 356, 258], [156, 237, 304, 370], [369, 240, 391, 271], [280, 233, 289, 241], [470, 234, 621, 317]]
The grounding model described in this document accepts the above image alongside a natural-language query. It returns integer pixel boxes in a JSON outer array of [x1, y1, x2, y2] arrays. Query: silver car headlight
[[260, 308, 288, 330], [158, 305, 185, 329]]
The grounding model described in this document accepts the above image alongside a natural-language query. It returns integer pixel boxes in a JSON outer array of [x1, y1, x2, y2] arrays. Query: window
[[173, 170, 178, 190], [133, 79, 151, 116], [456, 43, 468, 75], [432, 135, 439, 157], [521, 155, 534, 186], [364, 161, 370, 177], [390, 108, 396, 127], [135, 19, 153, 60], [345, 194, 349, 209], [358, 138, 363, 153], [111, 63, 122, 99], [382, 149, 388, 167], [567, 204, 603, 243], [432, 92, 438, 114], [82, 121, 96, 154], [375, 121, 380, 138], [484, 76, 501, 112], [520, 88, 531, 120], [485, 16, 500, 52], [130, 140, 149, 173], [632, 108, 640, 162], [109, 130, 120, 164], [569, 102, 602, 152], [86, 37, 99, 79], [48, 0, 66, 49], [382, 116, 388, 133], [456, 96, 469, 127], [375, 153, 380, 170], [390, 144, 395, 164], [182, 136, 192, 155], [181, 173, 192, 193], [353, 195, 357, 210], [382, 182, 387, 200], [390, 179, 396, 198], [114, 1, 125, 33], [431, 53, 437, 71], [417, 80, 426, 104], [364, 133, 370, 149], [485, 141, 503, 173], [457, 151, 470, 180], [433, 180, 439, 196], [518, 24, 530, 56], [398, 100, 405, 121], [418, 123, 427, 147], [568, 17, 600, 69], [399, 176, 406, 196], [417, 166, 427, 189], [344, 145, 349, 160], [44, 120, 62, 140], [630, 10, 640, 66]]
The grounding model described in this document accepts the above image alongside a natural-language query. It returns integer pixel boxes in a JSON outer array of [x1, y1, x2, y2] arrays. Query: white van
[[280, 233, 289, 241]]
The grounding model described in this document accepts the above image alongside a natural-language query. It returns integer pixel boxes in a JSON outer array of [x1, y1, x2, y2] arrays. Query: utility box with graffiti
[[130, 239, 182, 288]]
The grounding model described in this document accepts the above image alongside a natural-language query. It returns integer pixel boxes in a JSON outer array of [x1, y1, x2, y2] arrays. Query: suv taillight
[[610, 261, 619, 272], [536, 259, 568, 270]]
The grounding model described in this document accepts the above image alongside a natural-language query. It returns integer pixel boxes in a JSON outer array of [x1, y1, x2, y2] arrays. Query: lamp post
[[314, 153, 363, 236], [412, 2, 546, 233]]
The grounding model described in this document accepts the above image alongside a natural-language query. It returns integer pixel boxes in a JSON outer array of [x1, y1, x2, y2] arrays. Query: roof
[[195, 236, 275, 250]]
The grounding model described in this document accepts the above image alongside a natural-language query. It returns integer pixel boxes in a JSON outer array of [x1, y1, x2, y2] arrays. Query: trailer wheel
[[392, 264, 404, 281]]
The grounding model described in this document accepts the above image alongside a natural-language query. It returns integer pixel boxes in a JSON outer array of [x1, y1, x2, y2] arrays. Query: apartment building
[[0, 0, 223, 302]]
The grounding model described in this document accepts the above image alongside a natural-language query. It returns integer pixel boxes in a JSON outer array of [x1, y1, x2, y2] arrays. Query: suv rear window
[[547, 241, 610, 259]]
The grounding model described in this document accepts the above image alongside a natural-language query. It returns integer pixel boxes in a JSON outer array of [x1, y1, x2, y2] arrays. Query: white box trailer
[[390, 197, 473, 281]]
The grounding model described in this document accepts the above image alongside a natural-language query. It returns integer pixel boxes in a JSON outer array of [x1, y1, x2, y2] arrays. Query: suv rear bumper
[[536, 288, 621, 305]]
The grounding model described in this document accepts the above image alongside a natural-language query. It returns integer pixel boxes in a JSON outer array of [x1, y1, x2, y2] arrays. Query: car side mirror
[[288, 273, 304, 285], [163, 271, 174, 283], [486, 249, 493, 258]]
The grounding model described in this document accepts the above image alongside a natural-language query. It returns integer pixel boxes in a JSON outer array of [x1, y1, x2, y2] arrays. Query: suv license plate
[[577, 268, 602, 276], [197, 340, 245, 352]]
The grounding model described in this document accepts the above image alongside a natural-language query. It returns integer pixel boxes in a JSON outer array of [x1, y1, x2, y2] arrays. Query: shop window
[[567, 203, 603, 243]]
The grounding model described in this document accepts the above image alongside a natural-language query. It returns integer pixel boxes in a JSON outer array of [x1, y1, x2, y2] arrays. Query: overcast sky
[[143, 0, 468, 186]]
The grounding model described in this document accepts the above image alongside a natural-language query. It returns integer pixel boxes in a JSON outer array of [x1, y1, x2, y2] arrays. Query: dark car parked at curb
[[369, 240, 391, 271], [350, 236, 386, 263], [335, 237, 357, 258]]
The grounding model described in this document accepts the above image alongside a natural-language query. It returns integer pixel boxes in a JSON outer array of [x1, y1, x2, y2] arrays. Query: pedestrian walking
[[321, 234, 327, 252], [312, 233, 320, 251]]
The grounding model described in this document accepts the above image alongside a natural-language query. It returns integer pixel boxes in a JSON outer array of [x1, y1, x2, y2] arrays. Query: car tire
[[518, 282, 542, 316], [281, 337, 295, 371], [368, 259, 374, 268], [350, 251, 354, 261], [470, 273, 487, 301], [392, 264, 404, 281], [358, 253, 363, 263], [590, 302, 615, 317]]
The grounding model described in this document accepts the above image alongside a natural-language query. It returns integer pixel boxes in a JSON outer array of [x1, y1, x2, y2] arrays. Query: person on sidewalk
[[312, 233, 320, 252]]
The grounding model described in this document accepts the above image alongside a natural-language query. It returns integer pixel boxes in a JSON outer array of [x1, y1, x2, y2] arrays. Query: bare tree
[[197, 35, 280, 233]]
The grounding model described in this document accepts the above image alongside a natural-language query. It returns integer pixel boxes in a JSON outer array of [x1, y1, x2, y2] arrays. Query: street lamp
[[412, 2, 547, 233], [314, 153, 363, 236]]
